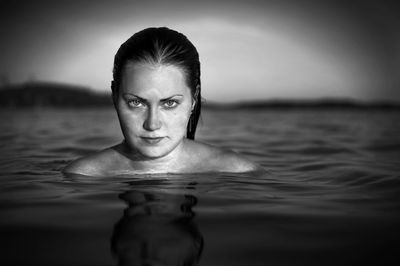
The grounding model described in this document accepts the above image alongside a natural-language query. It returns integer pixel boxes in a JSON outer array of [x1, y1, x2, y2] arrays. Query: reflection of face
[[111, 191, 203, 266], [115, 62, 193, 158], [114, 217, 201, 266]]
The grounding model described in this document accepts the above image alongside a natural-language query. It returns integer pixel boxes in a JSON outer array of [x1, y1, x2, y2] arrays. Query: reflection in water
[[111, 188, 204, 266]]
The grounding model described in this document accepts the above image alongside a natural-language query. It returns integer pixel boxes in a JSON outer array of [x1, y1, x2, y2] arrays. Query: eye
[[163, 100, 178, 108], [127, 99, 144, 108]]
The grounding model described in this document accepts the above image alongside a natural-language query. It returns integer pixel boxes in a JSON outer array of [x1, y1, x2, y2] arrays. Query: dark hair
[[112, 27, 201, 140]]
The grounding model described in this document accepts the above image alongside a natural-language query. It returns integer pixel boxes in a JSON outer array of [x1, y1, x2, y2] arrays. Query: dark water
[[1, 108, 400, 266]]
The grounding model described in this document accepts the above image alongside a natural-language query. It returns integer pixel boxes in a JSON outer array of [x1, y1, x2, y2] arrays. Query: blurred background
[[1, 0, 399, 106]]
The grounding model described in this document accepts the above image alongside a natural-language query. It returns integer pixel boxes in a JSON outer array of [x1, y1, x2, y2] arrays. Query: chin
[[125, 137, 182, 159], [135, 143, 176, 159]]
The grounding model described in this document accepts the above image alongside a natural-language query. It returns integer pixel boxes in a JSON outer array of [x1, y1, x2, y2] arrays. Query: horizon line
[[1, 80, 399, 106]]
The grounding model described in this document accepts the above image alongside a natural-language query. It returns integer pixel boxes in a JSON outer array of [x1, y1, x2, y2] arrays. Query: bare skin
[[63, 63, 261, 176], [63, 139, 259, 176]]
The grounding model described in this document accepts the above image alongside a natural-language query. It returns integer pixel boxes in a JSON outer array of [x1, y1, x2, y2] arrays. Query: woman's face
[[115, 62, 193, 159]]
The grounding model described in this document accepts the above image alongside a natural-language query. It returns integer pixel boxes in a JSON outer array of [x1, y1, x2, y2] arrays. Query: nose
[[143, 107, 162, 131]]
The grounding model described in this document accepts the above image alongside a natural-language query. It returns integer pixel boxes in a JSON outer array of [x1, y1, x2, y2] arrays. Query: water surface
[[1, 108, 399, 265]]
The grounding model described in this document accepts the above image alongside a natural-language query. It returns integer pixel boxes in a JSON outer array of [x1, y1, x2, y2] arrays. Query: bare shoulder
[[190, 141, 262, 173], [63, 146, 120, 176], [215, 149, 261, 173]]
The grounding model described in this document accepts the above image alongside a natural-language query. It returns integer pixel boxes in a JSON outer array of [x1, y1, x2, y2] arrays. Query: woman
[[64, 27, 260, 176]]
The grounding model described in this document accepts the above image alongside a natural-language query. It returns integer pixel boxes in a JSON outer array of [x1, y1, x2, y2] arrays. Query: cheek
[[116, 105, 143, 133], [165, 110, 191, 130]]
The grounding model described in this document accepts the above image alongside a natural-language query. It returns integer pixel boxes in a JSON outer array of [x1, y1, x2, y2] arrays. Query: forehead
[[120, 62, 190, 97]]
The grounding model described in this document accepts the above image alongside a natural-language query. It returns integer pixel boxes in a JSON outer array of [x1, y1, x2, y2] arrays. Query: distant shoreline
[[1, 81, 399, 110], [204, 100, 400, 110]]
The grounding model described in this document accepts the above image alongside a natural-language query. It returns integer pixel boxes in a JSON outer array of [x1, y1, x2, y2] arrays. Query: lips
[[141, 137, 165, 144]]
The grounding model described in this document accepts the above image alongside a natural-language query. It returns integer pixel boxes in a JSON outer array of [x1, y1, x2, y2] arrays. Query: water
[[1, 107, 400, 265]]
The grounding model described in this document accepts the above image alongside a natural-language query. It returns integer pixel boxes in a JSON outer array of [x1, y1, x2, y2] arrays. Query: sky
[[0, 0, 399, 102]]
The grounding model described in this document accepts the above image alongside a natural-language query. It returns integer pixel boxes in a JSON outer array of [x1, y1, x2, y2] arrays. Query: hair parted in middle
[[111, 27, 201, 140]]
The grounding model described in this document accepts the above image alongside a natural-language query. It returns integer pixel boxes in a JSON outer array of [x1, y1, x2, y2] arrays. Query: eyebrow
[[123, 93, 184, 102]]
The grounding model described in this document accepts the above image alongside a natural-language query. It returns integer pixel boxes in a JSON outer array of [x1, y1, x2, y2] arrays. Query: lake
[[1, 107, 399, 265]]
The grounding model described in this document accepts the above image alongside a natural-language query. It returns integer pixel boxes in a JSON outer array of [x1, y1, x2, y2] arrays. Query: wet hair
[[112, 27, 201, 140]]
